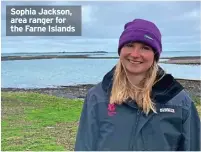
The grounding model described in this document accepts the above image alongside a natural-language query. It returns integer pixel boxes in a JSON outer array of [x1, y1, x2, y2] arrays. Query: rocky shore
[[1, 79, 200, 100], [2, 55, 201, 65], [160, 56, 201, 65]]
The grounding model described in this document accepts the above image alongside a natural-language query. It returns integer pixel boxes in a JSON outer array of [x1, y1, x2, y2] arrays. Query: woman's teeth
[[128, 60, 141, 64]]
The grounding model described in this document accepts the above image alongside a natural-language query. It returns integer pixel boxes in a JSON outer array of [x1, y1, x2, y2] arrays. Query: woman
[[74, 19, 200, 151]]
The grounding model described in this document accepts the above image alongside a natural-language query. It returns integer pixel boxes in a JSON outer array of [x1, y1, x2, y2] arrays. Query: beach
[[160, 56, 201, 65], [2, 79, 200, 100]]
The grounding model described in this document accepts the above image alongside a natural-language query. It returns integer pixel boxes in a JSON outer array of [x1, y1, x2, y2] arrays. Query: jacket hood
[[101, 65, 184, 105]]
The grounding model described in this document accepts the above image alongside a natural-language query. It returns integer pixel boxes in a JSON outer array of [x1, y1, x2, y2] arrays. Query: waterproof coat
[[74, 66, 200, 151]]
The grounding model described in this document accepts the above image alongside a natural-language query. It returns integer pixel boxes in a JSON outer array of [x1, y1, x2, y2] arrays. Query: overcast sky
[[1, 1, 201, 53]]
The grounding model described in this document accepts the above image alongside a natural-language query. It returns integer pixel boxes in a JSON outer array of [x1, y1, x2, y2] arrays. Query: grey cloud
[[1, 1, 200, 53]]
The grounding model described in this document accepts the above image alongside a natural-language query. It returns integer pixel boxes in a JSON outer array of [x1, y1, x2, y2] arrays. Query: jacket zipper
[[132, 109, 141, 150]]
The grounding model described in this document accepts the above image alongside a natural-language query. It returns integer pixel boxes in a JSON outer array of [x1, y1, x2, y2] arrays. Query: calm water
[[2, 58, 201, 88]]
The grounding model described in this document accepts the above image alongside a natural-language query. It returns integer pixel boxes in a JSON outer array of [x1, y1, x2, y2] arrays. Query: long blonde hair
[[109, 60, 164, 115]]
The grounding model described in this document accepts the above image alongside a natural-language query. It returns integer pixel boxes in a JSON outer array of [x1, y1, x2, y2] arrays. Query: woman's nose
[[130, 48, 141, 57]]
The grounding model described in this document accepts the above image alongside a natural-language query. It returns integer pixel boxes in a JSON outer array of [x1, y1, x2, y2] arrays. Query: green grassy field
[[1, 92, 201, 151], [1, 92, 83, 151]]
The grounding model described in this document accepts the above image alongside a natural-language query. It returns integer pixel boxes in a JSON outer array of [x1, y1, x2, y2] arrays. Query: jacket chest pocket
[[141, 111, 182, 151]]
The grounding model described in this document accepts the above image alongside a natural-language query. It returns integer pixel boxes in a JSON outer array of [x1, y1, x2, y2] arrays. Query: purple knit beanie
[[118, 19, 162, 61]]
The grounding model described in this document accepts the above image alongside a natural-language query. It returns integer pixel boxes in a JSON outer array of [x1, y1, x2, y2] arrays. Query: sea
[[1, 51, 201, 88]]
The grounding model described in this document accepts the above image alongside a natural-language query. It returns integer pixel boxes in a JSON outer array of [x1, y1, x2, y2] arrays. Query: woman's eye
[[125, 43, 133, 47], [142, 46, 151, 50]]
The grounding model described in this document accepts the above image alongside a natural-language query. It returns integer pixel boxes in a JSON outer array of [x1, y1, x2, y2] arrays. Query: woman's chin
[[126, 69, 143, 75], [125, 66, 145, 75]]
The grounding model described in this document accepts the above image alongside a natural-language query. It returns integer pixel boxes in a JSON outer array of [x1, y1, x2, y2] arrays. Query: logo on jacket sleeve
[[160, 108, 175, 113], [108, 103, 117, 116]]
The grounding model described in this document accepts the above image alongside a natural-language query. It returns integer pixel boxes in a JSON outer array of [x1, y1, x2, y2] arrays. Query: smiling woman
[[74, 18, 200, 151], [120, 42, 155, 77]]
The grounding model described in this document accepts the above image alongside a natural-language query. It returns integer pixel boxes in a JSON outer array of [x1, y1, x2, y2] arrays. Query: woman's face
[[120, 42, 155, 76]]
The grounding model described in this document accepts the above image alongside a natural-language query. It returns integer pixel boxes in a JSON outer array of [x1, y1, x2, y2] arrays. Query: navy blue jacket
[[75, 66, 200, 151]]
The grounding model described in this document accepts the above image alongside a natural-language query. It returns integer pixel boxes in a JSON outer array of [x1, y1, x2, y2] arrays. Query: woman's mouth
[[128, 59, 142, 64]]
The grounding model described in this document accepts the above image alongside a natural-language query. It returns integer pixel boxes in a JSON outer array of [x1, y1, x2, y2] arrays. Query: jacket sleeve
[[178, 99, 200, 151], [74, 93, 99, 151]]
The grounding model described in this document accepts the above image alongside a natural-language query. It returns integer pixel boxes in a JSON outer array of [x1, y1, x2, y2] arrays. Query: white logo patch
[[160, 108, 175, 113], [144, 34, 153, 40]]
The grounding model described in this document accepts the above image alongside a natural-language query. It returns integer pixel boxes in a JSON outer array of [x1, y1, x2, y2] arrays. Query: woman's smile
[[127, 59, 143, 64]]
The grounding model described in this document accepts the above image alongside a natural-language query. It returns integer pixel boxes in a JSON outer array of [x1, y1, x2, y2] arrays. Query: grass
[[1, 92, 201, 151], [192, 96, 201, 116], [1, 92, 83, 151]]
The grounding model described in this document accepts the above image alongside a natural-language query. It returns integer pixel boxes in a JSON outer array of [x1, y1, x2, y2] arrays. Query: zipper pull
[[137, 110, 141, 115]]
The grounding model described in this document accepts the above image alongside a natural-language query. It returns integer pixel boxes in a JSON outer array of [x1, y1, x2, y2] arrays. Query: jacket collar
[[101, 65, 184, 105]]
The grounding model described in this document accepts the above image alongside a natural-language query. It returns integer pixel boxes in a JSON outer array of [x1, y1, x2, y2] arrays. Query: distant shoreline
[[2, 51, 108, 55], [1, 55, 201, 65], [160, 56, 201, 65]]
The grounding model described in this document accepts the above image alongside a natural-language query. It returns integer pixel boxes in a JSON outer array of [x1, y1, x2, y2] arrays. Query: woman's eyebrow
[[143, 44, 151, 48]]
